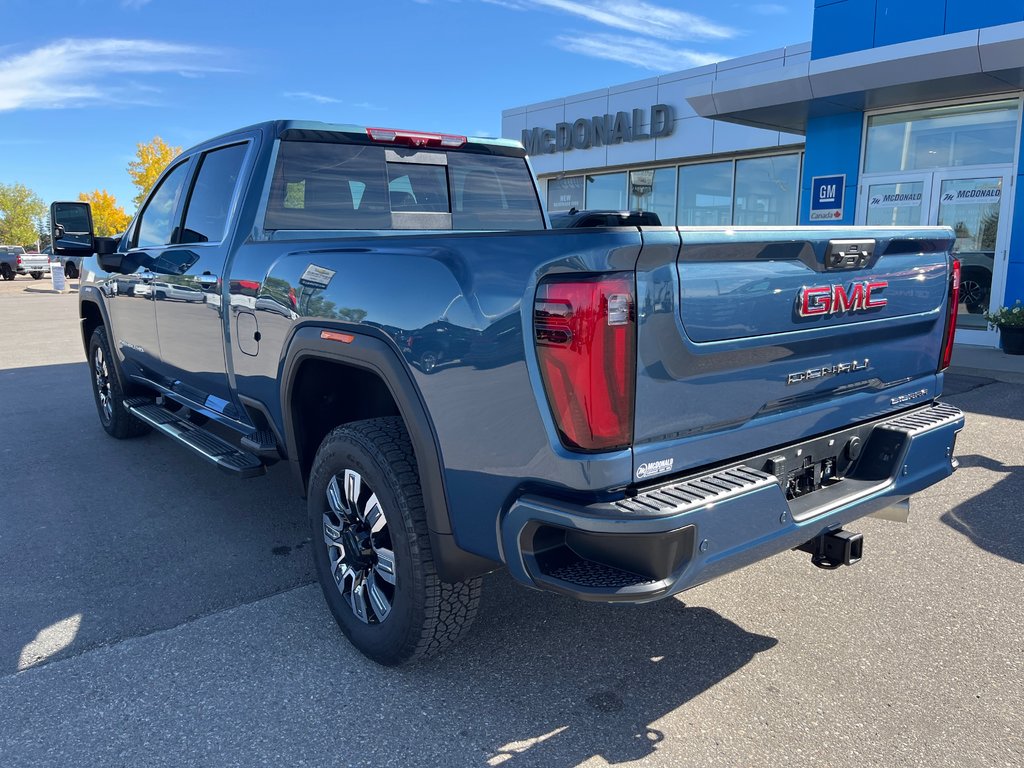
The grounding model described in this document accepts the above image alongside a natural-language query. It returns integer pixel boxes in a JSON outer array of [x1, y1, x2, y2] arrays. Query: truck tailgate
[[632, 226, 955, 481]]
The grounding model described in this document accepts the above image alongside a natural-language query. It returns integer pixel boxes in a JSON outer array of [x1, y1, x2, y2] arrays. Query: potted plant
[[985, 300, 1024, 355]]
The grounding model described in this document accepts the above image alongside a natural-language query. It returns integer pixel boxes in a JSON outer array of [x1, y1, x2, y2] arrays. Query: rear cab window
[[263, 135, 543, 235]]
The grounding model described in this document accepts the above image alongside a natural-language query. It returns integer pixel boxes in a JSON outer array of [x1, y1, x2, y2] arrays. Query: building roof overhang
[[687, 21, 1024, 134]]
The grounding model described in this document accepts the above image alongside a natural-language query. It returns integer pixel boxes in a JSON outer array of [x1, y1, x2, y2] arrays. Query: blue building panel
[[800, 113, 865, 225], [811, 0, 876, 59], [944, 0, 1024, 35], [874, 1, 945, 48]]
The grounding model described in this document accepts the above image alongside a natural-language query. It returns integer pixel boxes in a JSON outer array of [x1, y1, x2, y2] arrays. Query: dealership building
[[502, 0, 1024, 347]]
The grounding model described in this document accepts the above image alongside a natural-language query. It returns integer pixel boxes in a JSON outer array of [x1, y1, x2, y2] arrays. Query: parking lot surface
[[1, 277, 1021, 767]]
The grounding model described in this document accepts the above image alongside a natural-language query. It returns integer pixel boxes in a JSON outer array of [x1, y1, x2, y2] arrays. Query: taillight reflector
[[939, 258, 961, 372], [366, 127, 466, 148], [534, 274, 635, 452]]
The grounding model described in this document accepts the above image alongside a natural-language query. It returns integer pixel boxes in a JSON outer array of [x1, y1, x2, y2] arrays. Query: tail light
[[534, 274, 635, 452], [17, 255, 22, 266], [939, 258, 961, 372], [366, 127, 466, 148]]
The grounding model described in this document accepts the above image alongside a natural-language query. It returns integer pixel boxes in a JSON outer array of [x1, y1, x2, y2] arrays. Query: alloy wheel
[[322, 469, 397, 624], [93, 346, 113, 424]]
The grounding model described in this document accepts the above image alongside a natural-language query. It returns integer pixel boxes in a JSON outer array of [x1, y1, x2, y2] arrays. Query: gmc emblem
[[797, 281, 888, 317]]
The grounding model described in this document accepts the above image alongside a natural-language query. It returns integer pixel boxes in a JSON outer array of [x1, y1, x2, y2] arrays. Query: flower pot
[[998, 326, 1024, 355]]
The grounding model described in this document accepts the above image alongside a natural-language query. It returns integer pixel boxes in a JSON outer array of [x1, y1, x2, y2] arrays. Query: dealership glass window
[[864, 99, 1020, 173], [585, 172, 628, 210], [677, 161, 732, 226], [864, 181, 925, 226], [547, 176, 584, 212], [732, 154, 800, 226], [629, 168, 676, 225]]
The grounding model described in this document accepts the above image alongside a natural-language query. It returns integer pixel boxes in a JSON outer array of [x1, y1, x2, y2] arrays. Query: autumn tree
[[0, 183, 46, 246], [127, 136, 181, 209], [79, 189, 131, 237]]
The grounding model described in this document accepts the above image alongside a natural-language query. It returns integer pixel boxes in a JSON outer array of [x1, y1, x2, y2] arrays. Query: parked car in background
[[548, 208, 662, 228], [45, 242, 86, 280], [957, 251, 994, 315], [0, 245, 27, 280]]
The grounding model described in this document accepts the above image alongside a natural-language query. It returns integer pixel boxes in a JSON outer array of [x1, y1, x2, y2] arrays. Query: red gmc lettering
[[799, 281, 889, 317]]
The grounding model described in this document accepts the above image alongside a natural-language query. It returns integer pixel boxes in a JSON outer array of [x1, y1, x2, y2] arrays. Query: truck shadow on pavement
[[940, 454, 1024, 565], [439, 582, 779, 766], [0, 361, 313, 675]]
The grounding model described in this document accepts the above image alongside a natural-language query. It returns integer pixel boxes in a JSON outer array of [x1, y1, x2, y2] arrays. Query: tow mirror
[[50, 201, 95, 257]]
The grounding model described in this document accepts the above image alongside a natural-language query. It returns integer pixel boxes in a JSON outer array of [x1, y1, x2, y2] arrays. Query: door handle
[[197, 273, 219, 288]]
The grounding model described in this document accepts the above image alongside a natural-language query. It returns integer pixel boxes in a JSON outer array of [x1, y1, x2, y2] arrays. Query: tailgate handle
[[825, 239, 874, 271]]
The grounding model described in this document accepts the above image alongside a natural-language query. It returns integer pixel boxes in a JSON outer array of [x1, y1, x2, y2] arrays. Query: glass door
[[930, 171, 1012, 342], [858, 174, 931, 227]]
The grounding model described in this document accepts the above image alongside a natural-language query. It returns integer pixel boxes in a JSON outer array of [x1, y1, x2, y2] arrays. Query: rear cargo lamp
[[366, 127, 466, 148], [534, 274, 636, 452], [939, 259, 961, 372]]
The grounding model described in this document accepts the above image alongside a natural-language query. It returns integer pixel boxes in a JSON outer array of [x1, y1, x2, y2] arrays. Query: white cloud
[[284, 91, 342, 104], [0, 38, 229, 112], [553, 33, 723, 71], [528, 0, 736, 41]]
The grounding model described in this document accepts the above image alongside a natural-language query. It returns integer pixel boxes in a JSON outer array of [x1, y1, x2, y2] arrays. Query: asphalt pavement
[[0, 276, 1021, 767]]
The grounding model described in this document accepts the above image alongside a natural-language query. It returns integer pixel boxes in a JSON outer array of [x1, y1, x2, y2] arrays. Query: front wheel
[[0, 264, 13, 280], [64, 261, 79, 279], [308, 417, 482, 665], [30, 271, 43, 280], [88, 326, 150, 439]]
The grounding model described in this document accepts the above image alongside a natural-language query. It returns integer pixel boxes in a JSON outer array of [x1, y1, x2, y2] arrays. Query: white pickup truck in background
[[1, 246, 51, 280]]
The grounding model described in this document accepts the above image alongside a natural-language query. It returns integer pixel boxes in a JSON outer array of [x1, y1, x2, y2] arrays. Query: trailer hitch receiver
[[797, 529, 863, 570]]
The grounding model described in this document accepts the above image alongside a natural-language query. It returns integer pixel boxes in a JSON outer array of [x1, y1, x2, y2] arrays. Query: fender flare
[[79, 289, 131, 394], [280, 327, 450, 529], [279, 327, 498, 581]]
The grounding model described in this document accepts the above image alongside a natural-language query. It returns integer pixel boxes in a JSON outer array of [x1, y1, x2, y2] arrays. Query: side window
[[135, 160, 191, 248], [180, 143, 248, 244]]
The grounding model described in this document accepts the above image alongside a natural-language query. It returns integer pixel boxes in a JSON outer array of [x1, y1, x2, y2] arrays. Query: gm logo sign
[[810, 174, 846, 221]]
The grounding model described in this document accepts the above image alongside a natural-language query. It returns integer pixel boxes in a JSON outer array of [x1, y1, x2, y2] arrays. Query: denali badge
[[891, 388, 928, 406], [797, 281, 888, 317], [787, 359, 869, 385], [636, 459, 673, 480]]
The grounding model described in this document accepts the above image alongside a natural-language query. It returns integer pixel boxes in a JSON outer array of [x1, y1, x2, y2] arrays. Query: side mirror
[[50, 201, 95, 257]]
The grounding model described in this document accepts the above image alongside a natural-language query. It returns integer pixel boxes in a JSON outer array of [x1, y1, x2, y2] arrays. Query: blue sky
[[0, 0, 812, 212]]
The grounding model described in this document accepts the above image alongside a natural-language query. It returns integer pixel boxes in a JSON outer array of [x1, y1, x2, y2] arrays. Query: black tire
[[30, 271, 42, 280], [308, 417, 481, 666], [0, 264, 13, 280], [64, 261, 79, 279], [88, 326, 150, 439]]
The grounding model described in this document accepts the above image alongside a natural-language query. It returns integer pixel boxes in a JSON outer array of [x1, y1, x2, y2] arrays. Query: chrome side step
[[125, 398, 265, 478]]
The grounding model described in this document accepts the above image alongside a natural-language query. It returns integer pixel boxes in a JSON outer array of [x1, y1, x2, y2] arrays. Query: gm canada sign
[[522, 104, 675, 155], [810, 174, 846, 221]]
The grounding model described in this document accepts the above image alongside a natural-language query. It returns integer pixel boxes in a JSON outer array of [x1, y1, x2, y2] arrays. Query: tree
[[127, 136, 181, 209], [79, 189, 131, 237], [0, 183, 46, 246]]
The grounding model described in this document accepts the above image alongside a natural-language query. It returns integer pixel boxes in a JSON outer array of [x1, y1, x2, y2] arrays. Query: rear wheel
[[64, 261, 79, 279], [88, 326, 150, 439], [308, 417, 482, 665], [30, 271, 42, 280], [1, 264, 15, 280]]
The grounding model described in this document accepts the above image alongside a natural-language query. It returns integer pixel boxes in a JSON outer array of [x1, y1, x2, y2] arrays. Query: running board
[[125, 398, 266, 478]]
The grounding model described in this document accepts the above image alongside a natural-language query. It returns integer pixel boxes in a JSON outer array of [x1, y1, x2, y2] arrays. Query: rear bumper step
[[125, 398, 265, 478], [500, 402, 964, 602]]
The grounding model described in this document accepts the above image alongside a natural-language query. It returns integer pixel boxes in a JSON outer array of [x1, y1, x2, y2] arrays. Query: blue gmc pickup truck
[[52, 120, 965, 665]]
